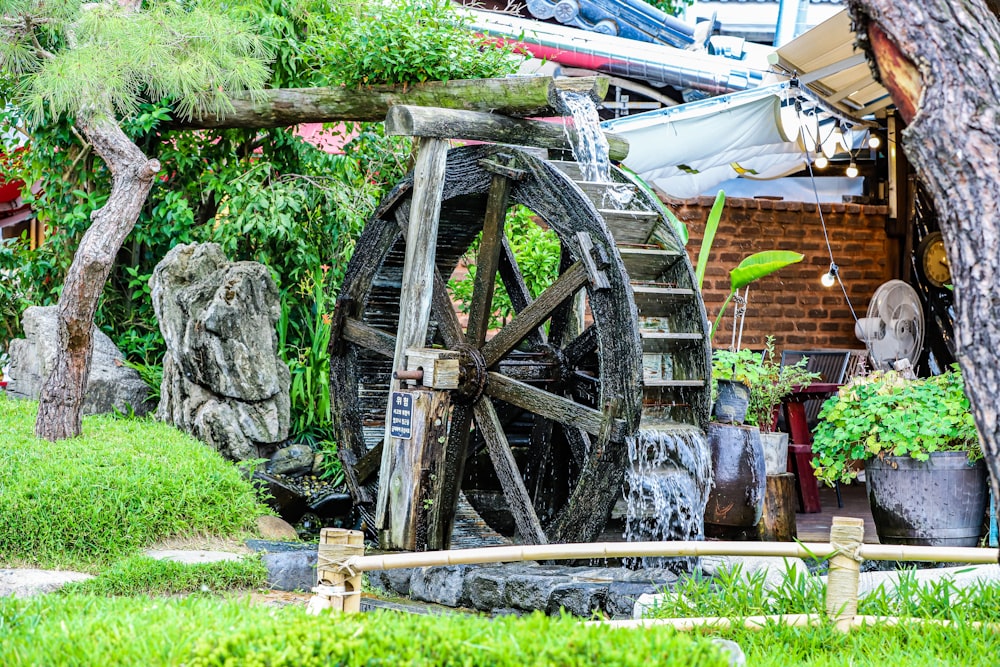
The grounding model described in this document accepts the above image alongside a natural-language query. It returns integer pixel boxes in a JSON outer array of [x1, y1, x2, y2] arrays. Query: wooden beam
[[385, 105, 630, 162], [166, 76, 610, 130]]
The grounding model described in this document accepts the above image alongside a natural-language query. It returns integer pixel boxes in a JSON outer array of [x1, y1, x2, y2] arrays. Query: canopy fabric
[[603, 83, 811, 198]]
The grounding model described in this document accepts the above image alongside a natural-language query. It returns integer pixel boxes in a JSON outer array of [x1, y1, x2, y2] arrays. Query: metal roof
[[768, 10, 890, 120]]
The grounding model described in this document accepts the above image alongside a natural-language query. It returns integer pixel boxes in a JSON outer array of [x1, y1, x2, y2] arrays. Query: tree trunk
[[849, 0, 1000, 509], [34, 112, 160, 440], [164, 76, 609, 130]]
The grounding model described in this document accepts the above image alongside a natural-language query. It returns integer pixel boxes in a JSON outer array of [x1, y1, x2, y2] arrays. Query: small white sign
[[389, 392, 413, 440]]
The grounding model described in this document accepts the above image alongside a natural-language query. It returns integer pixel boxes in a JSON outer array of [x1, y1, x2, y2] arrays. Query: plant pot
[[705, 422, 766, 528], [866, 451, 989, 547], [713, 379, 750, 425], [759, 431, 789, 476]]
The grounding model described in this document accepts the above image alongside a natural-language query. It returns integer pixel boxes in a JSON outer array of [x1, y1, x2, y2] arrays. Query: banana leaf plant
[[711, 250, 805, 337]]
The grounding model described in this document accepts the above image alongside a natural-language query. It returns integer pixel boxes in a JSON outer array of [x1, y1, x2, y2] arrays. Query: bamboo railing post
[[825, 517, 865, 631], [307, 528, 365, 615]]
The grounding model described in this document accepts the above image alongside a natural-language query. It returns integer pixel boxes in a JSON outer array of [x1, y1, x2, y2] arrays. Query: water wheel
[[331, 144, 711, 546]]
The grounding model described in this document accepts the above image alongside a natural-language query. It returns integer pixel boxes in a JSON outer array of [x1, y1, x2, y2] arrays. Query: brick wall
[[665, 195, 896, 352]]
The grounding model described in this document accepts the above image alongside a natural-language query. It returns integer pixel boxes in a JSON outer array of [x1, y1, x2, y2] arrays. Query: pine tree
[[0, 0, 272, 439]]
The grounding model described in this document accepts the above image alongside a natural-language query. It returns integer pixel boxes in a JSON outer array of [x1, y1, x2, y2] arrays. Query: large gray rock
[[152, 243, 289, 461], [6, 306, 153, 416]]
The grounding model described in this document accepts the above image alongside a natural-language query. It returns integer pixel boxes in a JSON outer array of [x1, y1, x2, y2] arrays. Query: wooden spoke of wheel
[[466, 173, 511, 346], [562, 325, 598, 366], [481, 261, 588, 368], [485, 371, 627, 441], [498, 237, 546, 348], [472, 397, 548, 544]]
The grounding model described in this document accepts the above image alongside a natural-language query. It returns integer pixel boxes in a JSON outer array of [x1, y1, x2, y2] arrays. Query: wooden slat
[[481, 261, 588, 368], [619, 246, 683, 282], [632, 285, 698, 314], [466, 173, 511, 345], [575, 180, 637, 207], [562, 325, 598, 365], [640, 331, 706, 352], [485, 371, 627, 440], [473, 398, 548, 544], [643, 379, 706, 388], [343, 318, 395, 358], [598, 209, 659, 245], [498, 237, 546, 347]]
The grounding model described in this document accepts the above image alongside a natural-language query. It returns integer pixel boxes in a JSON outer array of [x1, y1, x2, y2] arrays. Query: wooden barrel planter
[[705, 422, 766, 532], [866, 451, 989, 547]]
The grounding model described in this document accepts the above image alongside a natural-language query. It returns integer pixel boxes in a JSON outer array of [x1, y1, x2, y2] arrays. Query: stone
[[261, 550, 317, 592], [503, 573, 561, 612], [606, 581, 659, 618], [256, 515, 300, 542], [711, 639, 747, 667], [269, 444, 314, 477], [0, 569, 93, 597], [546, 582, 608, 617], [151, 243, 290, 461], [465, 568, 507, 609], [409, 566, 470, 607], [6, 306, 153, 416], [383, 567, 414, 596]]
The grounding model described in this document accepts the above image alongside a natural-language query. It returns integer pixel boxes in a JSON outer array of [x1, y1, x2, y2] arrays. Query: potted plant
[[812, 366, 986, 547]]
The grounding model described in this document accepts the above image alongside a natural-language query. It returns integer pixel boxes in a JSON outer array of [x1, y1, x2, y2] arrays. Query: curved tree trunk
[[849, 0, 1000, 509], [34, 112, 160, 440]]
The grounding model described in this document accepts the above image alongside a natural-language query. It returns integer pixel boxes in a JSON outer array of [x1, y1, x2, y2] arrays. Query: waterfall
[[555, 90, 633, 209], [625, 425, 712, 574]]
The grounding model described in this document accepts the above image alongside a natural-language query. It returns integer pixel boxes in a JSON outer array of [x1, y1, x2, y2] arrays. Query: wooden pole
[[165, 76, 611, 130], [308, 528, 365, 614], [825, 516, 864, 632], [384, 105, 630, 162], [374, 136, 450, 541]]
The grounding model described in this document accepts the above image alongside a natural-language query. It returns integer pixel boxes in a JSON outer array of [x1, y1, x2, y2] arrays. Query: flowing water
[[555, 90, 633, 208], [624, 425, 712, 574]]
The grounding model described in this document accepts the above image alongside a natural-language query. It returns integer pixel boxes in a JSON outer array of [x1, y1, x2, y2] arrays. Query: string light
[[821, 263, 839, 287], [846, 161, 859, 178], [814, 154, 829, 169], [868, 132, 881, 149]]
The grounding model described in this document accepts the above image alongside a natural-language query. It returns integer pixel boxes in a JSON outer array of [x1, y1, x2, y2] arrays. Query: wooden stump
[[758, 473, 798, 541]]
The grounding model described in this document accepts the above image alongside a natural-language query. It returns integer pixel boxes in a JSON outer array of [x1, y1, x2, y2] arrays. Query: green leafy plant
[[811, 366, 981, 486], [743, 337, 821, 433], [309, 0, 524, 86]]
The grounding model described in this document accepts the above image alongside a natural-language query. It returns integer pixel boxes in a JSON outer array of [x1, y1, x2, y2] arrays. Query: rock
[[546, 582, 609, 617], [257, 515, 300, 542], [383, 567, 414, 596], [465, 568, 507, 609], [606, 581, 659, 618], [151, 243, 290, 461], [269, 444, 314, 477], [503, 573, 561, 612], [6, 306, 153, 416], [261, 550, 317, 592], [711, 639, 747, 667], [0, 569, 93, 597], [409, 566, 470, 607], [312, 452, 325, 474]]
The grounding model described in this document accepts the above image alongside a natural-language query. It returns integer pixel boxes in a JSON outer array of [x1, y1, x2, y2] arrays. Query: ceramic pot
[[759, 431, 790, 476], [713, 379, 750, 424], [705, 422, 766, 527]]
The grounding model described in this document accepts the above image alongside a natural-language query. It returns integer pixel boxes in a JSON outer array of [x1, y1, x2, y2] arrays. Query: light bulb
[[821, 271, 836, 287], [846, 161, 859, 178], [821, 125, 844, 158], [868, 133, 881, 149], [814, 155, 829, 169]]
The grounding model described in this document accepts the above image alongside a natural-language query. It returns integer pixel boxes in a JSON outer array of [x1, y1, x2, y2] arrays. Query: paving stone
[[0, 569, 93, 598]]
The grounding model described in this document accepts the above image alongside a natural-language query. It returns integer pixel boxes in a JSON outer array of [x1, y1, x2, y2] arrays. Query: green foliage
[[645, 0, 695, 18], [711, 250, 805, 337], [644, 564, 1000, 666], [0, 597, 728, 666], [309, 0, 522, 86], [0, 394, 270, 569], [6, 1, 273, 123], [694, 189, 725, 290], [811, 366, 981, 486], [61, 554, 268, 596], [449, 205, 561, 329]]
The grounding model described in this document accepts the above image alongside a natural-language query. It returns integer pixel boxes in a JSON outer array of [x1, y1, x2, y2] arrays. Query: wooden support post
[[380, 388, 452, 550], [309, 528, 365, 614], [825, 517, 865, 632], [757, 473, 797, 541], [375, 136, 450, 539]]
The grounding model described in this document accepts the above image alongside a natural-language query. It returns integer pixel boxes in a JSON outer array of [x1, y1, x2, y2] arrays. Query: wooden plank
[[342, 318, 395, 358], [498, 237, 546, 348], [385, 105, 629, 162], [466, 172, 511, 345], [640, 331, 706, 353], [376, 137, 450, 533], [473, 398, 548, 544], [575, 181, 637, 207], [485, 371, 627, 440], [619, 246, 683, 282], [598, 209, 659, 245], [166, 75, 611, 129], [562, 325, 598, 365], [380, 389, 452, 551], [632, 285, 698, 314], [481, 261, 588, 368]]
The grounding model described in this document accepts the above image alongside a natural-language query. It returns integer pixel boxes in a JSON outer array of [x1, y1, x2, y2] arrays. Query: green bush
[[61, 554, 268, 596], [0, 596, 727, 667], [0, 395, 270, 569]]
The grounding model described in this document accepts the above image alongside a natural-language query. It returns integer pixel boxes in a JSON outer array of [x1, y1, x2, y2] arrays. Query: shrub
[[0, 395, 270, 569]]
